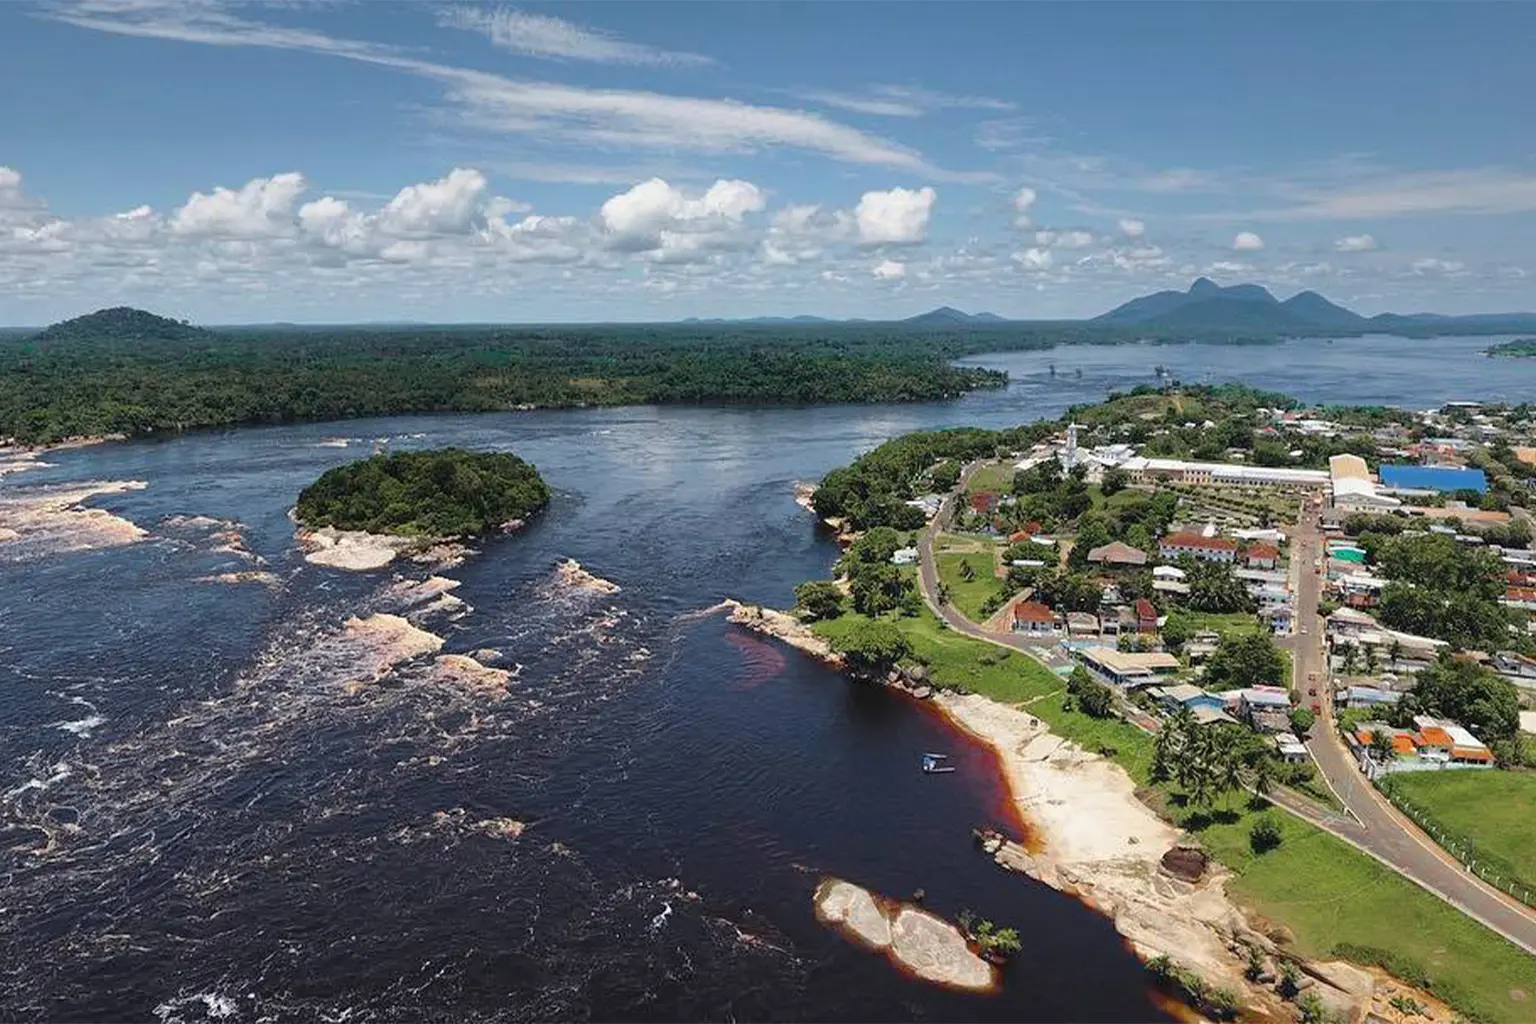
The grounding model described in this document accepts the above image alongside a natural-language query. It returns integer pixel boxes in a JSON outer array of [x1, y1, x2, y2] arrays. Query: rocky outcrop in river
[[813, 878, 995, 993]]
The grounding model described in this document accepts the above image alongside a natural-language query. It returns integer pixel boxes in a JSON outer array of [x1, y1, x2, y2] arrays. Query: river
[[1, 334, 1530, 1022]]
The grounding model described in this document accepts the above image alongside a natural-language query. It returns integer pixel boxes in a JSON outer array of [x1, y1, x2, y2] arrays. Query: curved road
[[1286, 511, 1536, 956], [918, 463, 1536, 956]]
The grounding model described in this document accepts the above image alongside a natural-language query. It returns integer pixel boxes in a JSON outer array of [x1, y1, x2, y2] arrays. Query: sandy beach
[[721, 602, 1420, 1019]]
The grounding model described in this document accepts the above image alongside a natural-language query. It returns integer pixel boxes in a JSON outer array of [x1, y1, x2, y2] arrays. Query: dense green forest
[[0, 306, 1310, 446], [295, 448, 550, 538]]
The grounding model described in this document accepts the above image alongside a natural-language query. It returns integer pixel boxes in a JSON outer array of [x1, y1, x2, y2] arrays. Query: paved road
[[1287, 512, 1536, 955], [920, 465, 1536, 954]]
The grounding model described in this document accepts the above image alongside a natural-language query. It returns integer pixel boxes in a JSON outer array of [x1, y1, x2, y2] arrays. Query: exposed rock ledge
[[720, 600, 842, 667], [814, 878, 995, 993], [298, 525, 417, 570], [554, 557, 621, 594]]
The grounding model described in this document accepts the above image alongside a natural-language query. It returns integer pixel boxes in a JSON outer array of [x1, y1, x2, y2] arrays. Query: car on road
[[1310, 701, 1321, 714], [1308, 686, 1317, 696]]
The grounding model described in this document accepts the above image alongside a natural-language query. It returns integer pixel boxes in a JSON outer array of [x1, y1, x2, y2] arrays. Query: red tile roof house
[[1244, 543, 1280, 569], [1011, 600, 1062, 636], [1158, 531, 1238, 564], [1133, 598, 1158, 633]]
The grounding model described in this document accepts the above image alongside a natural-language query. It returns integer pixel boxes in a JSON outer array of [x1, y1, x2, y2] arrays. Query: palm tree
[[1364, 644, 1379, 674], [1339, 642, 1360, 675], [1252, 755, 1277, 799], [1187, 759, 1216, 809], [1388, 639, 1403, 669], [1215, 729, 1246, 806], [1369, 729, 1397, 764]]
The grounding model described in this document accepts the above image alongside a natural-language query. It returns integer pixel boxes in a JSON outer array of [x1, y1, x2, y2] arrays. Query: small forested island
[[296, 448, 550, 538], [1486, 338, 1536, 357]]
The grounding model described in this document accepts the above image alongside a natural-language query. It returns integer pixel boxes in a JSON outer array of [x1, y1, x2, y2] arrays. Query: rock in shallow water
[[813, 878, 996, 993]]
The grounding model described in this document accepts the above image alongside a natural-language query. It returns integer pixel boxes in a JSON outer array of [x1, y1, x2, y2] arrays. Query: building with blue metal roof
[[1378, 464, 1487, 494]]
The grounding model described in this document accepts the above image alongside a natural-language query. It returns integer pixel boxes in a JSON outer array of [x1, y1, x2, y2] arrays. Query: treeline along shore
[[0, 304, 1398, 447]]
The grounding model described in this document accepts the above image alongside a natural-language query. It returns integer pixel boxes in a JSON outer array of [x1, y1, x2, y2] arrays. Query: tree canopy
[[1393, 655, 1520, 744], [1204, 632, 1286, 691], [1, 311, 1025, 445], [295, 447, 550, 538], [831, 620, 912, 675]]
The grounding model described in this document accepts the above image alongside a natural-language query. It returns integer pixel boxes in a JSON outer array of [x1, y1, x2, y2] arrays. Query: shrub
[[1250, 816, 1283, 854]]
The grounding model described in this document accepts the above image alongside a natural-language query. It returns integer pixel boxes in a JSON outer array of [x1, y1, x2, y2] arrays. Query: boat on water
[[921, 753, 956, 774]]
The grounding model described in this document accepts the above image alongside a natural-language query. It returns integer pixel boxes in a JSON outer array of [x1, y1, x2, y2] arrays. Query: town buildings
[[1158, 531, 1238, 564]]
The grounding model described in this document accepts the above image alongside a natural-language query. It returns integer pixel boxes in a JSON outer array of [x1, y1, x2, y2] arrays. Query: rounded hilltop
[[296, 448, 550, 539]]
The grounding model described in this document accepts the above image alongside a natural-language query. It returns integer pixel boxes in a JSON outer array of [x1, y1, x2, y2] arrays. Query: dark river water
[[3, 335, 1533, 1023]]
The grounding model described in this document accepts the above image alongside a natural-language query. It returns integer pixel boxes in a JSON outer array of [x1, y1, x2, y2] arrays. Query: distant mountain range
[[1090, 277, 1536, 334], [682, 306, 1007, 327], [20, 284, 1536, 339], [674, 278, 1536, 335]]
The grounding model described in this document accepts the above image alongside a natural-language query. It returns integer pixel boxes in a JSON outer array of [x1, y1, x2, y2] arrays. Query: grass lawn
[[1382, 771, 1536, 900], [1171, 610, 1263, 638], [1207, 812, 1536, 1024], [935, 552, 1006, 622], [965, 462, 1016, 494], [811, 607, 1536, 1022]]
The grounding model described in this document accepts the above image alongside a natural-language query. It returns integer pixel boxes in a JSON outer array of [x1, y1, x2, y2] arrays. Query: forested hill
[[33, 306, 208, 343]]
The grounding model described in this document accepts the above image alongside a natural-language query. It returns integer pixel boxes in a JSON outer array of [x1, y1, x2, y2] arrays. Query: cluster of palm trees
[[1335, 637, 1402, 676], [1151, 706, 1277, 808]]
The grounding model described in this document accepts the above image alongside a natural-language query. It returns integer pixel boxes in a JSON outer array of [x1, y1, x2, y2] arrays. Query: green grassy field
[[1172, 610, 1264, 638], [1382, 771, 1536, 902], [934, 552, 1006, 622], [810, 606, 1536, 1022], [964, 462, 1016, 494]]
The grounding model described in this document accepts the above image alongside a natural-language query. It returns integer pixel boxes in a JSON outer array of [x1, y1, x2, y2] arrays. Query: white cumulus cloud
[[855, 186, 936, 245], [871, 259, 906, 279], [599, 177, 766, 259], [1411, 257, 1466, 276], [1232, 231, 1265, 252], [1334, 233, 1378, 252], [1118, 218, 1146, 238], [377, 167, 494, 235], [171, 172, 307, 238]]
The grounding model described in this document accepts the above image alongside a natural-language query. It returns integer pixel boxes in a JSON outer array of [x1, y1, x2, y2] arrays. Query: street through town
[[917, 461, 1536, 955]]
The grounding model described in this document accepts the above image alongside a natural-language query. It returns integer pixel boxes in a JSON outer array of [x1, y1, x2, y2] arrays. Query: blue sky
[[2, 1, 1534, 324]]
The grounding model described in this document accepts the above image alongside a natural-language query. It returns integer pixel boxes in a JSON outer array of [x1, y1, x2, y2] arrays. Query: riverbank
[[935, 690, 1369, 1018], [730, 599, 1501, 1020]]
